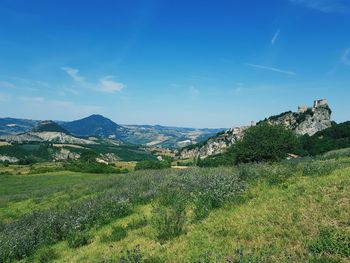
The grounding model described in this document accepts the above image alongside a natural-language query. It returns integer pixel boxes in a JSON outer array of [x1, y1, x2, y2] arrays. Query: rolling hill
[[60, 114, 127, 139], [0, 116, 224, 148]]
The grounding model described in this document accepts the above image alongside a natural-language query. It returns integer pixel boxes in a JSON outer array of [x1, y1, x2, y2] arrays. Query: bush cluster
[[233, 123, 298, 164], [300, 121, 350, 156], [0, 195, 131, 261], [152, 183, 189, 241], [67, 232, 92, 248], [151, 169, 244, 240], [64, 160, 121, 174], [135, 160, 171, 170]]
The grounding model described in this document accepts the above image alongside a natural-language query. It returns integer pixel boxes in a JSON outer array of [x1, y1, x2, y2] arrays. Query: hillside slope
[[301, 121, 350, 155], [1, 157, 349, 262], [32, 120, 70, 134], [0, 116, 224, 148], [179, 99, 332, 159], [123, 125, 224, 148]]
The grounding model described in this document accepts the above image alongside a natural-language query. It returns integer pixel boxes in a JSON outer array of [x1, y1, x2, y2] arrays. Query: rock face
[[0, 155, 19, 163], [179, 99, 332, 159], [264, 99, 332, 136], [0, 132, 97, 144], [180, 126, 249, 159], [53, 149, 80, 161]]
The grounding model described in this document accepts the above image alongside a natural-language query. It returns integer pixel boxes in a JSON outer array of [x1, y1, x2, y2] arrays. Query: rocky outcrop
[[0, 155, 19, 163], [29, 132, 97, 144], [180, 126, 249, 159], [179, 99, 332, 159], [0, 132, 97, 145], [99, 153, 120, 163], [53, 149, 80, 161], [264, 99, 332, 136]]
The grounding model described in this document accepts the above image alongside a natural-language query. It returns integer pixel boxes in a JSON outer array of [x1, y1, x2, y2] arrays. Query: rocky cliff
[[263, 99, 332, 136], [179, 126, 249, 159], [0, 132, 97, 144], [179, 99, 332, 159]]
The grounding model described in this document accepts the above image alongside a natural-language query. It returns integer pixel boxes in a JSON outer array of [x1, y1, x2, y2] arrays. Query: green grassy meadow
[[0, 156, 349, 262]]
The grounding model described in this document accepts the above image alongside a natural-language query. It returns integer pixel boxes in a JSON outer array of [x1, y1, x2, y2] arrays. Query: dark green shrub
[[302, 161, 337, 177], [237, 162, 299, 184], [197, 154, 234, 167], [233, 123, 298, 164], [37, 247, 59, 263], [135, 160, 171, 170], [64, 160, 118, 174], [118, 245, 144, 263], [127, 217, 148, 230], [80, 151, 99, 163], [101, 226, 127, 243], [301, 121, 350, 156], [29, 166, 64, 174], [18, 157, 37, 165], [67, 232, 92, 248], [192, 193, 213, 221], [152, 184, 188, 241], [201, 172, 243, 208], [152, 205, 187, 241]]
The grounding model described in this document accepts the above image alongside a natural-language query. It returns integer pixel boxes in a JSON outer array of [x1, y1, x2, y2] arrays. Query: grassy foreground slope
[[0, 157, 349, 262], [52, 165, 350, 263]]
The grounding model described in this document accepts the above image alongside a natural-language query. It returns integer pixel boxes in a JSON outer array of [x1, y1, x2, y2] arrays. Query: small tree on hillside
[[80, 151, 99, 163], [233, 123, 298, 164]]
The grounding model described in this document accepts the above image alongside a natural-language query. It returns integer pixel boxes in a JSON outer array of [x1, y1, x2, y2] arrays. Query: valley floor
[[0, 158, 349, 262]]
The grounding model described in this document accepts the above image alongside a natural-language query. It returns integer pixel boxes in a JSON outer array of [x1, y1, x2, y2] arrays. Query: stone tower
[[313, 99, 328, 108]]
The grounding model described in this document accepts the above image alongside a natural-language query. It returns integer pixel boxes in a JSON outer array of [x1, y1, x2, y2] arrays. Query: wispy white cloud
[[288, 0, 350, 13], [61, 67, 85, 82], [271, 29, 281, 45], [99, 76, 125, 93], [341, 48, 350, 65], [61, 67, 125, 93], [246, 63, 296, 75]]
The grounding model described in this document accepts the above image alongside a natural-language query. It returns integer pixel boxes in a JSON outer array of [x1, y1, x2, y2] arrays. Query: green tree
[[233, 123, 298, 164], [134, 160, 171, 170], [79, 151, 99, 163]]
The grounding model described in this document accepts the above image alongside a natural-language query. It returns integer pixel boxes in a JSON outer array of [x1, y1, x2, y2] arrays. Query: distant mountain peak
[[61, 115, 126, 139], [87, 114, 107, 119]]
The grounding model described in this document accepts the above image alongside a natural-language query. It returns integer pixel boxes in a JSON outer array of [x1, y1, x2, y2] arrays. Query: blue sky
[[0, 0, 349, 128]]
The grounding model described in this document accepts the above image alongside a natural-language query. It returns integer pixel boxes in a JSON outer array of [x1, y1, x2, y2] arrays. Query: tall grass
[[1, 158, 350, 261]]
